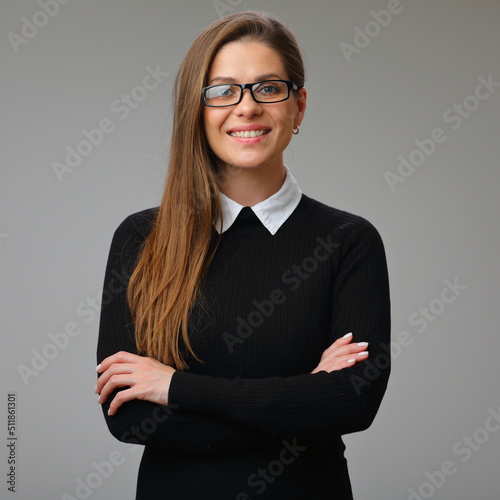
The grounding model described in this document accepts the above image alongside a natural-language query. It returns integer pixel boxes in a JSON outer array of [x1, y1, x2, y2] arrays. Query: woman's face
[[203, 41, 306, 175]]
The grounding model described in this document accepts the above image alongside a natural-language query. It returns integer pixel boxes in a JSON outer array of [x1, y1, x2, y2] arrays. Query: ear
[[294, 87, 307, 128]]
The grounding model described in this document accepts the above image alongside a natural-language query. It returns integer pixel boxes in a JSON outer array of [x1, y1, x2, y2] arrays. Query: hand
[[311, 332, 368, 374], [95, 351, 176, 416]]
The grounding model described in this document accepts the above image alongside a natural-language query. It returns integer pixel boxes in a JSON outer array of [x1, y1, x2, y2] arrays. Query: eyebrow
[[207, 73, 285, 86]]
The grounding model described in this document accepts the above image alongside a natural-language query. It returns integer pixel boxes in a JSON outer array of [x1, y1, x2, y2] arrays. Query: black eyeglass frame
[[202, 80, 299, 107]]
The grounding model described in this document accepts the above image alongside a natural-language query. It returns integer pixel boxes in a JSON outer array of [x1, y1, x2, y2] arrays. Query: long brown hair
[[127, 11, 306, 369]]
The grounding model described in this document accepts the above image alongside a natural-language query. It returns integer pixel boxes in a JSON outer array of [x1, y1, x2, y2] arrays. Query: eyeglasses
[[202, 80, 298, 107]]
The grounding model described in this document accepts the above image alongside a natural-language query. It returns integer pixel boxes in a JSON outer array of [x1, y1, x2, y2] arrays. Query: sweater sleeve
[[96, 213, 272, 453], [168, 219, 391, 444]]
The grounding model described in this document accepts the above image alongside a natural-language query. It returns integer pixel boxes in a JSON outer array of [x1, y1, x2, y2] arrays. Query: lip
[[226, 124, 272, 143], [227, 131, 271, 144], [227, 124, 271, 134]]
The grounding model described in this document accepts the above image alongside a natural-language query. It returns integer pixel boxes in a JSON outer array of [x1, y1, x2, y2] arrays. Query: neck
[[218, 163, 286, 206]]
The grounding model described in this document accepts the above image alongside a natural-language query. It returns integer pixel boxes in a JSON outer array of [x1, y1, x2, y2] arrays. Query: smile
[[229, 129, 270, 138]]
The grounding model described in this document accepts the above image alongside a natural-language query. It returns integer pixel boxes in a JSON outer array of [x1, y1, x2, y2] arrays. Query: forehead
[[208, 41, 286, 82]]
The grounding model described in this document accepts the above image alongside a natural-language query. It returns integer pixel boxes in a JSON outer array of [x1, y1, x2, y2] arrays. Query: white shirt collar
[[215, 166, 302, 235]]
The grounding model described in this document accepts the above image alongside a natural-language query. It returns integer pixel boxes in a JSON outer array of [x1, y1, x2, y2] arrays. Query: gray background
[[1, 0, 499, 499]]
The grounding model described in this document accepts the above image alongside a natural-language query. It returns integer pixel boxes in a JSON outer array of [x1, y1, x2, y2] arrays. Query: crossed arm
[[96, 332, 370, 416]]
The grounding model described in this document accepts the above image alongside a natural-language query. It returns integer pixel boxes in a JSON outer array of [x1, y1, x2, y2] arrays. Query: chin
[[220, 157, 268, 170]]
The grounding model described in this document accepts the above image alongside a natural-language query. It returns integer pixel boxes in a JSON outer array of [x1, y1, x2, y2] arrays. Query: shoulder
[[113, 207, 159, 240], [107, 207, 158, 259], [299, 196, 388, 274], [301, 194, 383, 244]]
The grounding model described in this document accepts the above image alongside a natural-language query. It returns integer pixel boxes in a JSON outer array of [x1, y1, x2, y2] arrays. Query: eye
[[254, 82, 282, 95], [206, 84, 237, 99]]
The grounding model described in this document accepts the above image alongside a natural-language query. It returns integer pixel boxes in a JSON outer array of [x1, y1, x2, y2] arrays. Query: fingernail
[[358, 351, 369, 356], [94, 384, 98, 394], [347, 358, 355, 364], [95, 364, 101, 372], [357, 342, 369, 347], [343, 332, 353, 339]]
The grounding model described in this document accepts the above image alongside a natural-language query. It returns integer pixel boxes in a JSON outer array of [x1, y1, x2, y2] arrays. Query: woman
[[96, 11, 390, 500]]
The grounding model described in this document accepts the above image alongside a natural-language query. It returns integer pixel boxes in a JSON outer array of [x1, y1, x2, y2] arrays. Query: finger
[[342, 351, 369, 368], [347, 350, 369, 363], [340, 342, 369, 356], [338, 332, 354, 345], [354, 350, 369, 361], [96, 363, 134, 394], [98, 373, 135, 405], [96, 351, 140, 374], [328, 332, 363, 350], [321, 333, 353, 355], [323, 340, 369, 359], [107, 387, 139, 416]]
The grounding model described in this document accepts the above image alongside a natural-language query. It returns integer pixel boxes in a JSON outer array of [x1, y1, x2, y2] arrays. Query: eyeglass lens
[[204, 81, 290, 106]]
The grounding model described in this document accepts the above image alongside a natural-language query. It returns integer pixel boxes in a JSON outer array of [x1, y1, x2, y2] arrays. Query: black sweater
[[96, 194, 391, 500]]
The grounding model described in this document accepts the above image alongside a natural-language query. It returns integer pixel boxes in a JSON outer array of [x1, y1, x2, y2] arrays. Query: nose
[[234, 88, 262, 117]]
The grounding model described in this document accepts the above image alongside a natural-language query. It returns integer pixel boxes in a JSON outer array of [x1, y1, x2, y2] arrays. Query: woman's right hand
[[311, 332, 369, 374]]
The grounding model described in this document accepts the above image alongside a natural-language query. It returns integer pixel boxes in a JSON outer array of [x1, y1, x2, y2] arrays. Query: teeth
[[230, 130, 267, 138]]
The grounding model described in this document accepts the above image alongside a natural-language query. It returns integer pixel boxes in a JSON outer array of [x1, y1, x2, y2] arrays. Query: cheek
[[203, 114, 228, 160], [204, 111, 226, 142]]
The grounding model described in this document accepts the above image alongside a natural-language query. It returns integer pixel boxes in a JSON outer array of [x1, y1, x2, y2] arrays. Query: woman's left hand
[[95, 351, 176, 416]]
